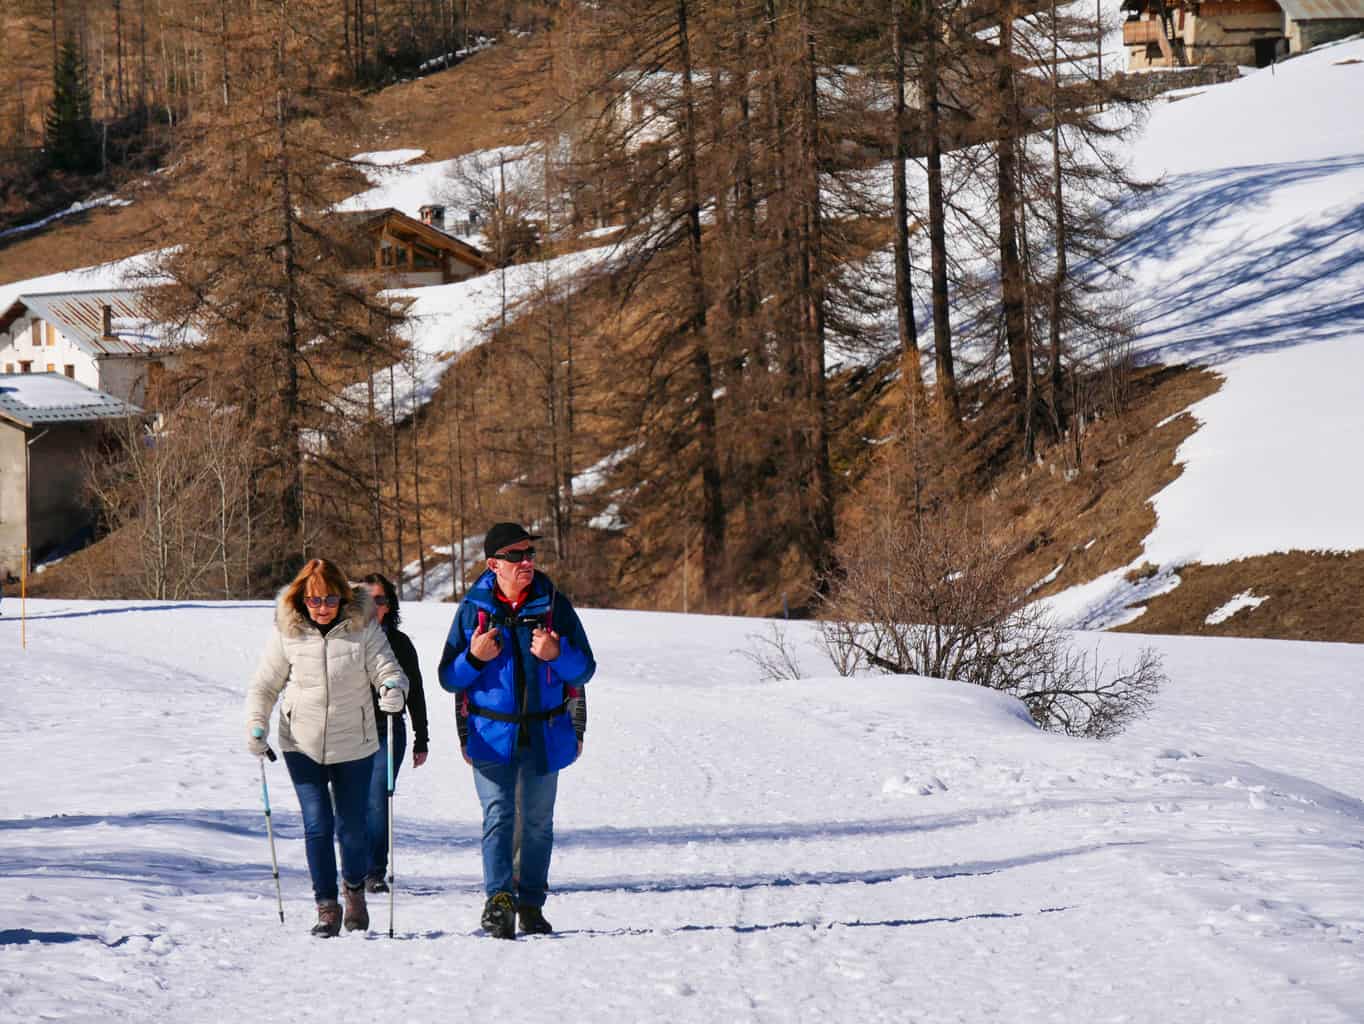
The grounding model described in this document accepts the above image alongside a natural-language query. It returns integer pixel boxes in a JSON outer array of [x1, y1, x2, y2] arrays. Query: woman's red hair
[[283, 558, 351, 618]]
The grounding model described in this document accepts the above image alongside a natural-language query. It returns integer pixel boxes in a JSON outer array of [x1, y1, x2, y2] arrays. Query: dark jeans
[[366, 715, 406, 879], [472, 747, 558, 908], [283, 750, 372, 903]]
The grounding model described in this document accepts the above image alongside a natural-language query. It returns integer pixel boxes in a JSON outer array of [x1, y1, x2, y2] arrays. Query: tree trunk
[[891, 0, 928, 433], [275, 5, 304, 563], [389, 361, 404, 577], [797, 1, 835, 583], [996, 2, 1031, 408], [1047, 0, 1068, 430], [677, 0, 726, 601], [114, 0, 127, 115], [923, 0, 960, 427], [410, 361, 426, 598]]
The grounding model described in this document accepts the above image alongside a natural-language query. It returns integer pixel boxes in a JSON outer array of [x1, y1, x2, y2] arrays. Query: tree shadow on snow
[[9, 602, 266, 622], [0, 844, 312, 891], [0, 928, 159, 947], [550, 842, 1140, 897], [1090, 155, 1364, 366], [551, 905, 1073, 939]]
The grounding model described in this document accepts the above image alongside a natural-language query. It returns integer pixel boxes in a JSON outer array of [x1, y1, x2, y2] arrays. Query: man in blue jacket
[[437, 522, 596, 939]]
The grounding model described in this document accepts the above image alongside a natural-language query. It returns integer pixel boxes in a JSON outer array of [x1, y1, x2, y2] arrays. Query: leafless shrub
[[739, 622, 805, 682], [819, 618, 865, 677], [85, 400, 253, 600], [820, 512, 1162, 738]]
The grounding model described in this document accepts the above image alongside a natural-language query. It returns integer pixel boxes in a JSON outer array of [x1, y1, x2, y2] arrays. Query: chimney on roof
[[102, 303, 113, 338], [419, 204, 446, 230]]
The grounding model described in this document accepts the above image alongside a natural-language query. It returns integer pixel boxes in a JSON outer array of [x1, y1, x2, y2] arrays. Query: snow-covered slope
[[0, 251, 166, 314], [2, 601, 1361, 1021], [1043, 39, 1364, 625], [339, 245, 616, 418]]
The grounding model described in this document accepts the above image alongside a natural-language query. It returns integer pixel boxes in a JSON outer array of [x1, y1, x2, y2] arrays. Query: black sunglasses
[[493, 546, 536, 563], [372, 595, 389, 606], [304, 595, 342, 608]]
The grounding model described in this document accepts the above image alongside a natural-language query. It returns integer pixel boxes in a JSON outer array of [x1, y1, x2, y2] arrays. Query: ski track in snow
[[2, 601, 1361, 1022]]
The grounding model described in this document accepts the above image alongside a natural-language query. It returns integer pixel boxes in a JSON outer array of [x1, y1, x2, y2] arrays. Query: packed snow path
[[2, 601, 1361, 1022]]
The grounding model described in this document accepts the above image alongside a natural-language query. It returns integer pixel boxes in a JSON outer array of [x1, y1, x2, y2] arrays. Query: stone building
[[0, 373, 143, 573]]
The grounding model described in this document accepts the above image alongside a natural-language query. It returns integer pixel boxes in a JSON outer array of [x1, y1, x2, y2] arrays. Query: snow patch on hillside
[[0, 195, 132, 241], [1205, 590, 1269, 625], [351, 148, 426, 166], [337, 245, 616, 418]]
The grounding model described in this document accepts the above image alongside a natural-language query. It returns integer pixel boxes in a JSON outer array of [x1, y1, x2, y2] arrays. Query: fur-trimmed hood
[[274, 583, 376, 637], [248, 583, 407, 765]]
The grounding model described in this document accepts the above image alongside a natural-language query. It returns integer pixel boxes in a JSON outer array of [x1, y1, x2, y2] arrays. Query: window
[[64, 364, 75, 378], [30, 320, 41, 346], [413, 244, 440, 270], [46, 363, 55, 372], [46, 322, 56, 346], [19, 360, 32, 373], [3, 363, 12, 373]]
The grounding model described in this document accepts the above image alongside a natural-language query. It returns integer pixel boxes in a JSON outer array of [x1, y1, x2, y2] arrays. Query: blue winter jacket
[[437, 570, 595, 774]]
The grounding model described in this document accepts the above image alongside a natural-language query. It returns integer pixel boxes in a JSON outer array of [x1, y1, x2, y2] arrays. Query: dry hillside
[[8, 34, 1361, 643]]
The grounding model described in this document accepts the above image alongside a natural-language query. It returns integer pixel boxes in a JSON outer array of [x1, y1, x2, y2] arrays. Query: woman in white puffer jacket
[[245, 557, 408, 937]]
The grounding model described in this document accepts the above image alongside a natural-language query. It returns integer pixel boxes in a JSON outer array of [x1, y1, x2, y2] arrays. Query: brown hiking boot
[[311, 900, 342, 938], [342, 883, 370, 932]]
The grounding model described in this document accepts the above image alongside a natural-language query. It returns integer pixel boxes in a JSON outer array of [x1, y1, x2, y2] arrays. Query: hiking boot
[[517, 905, 553, 935], [311, 900, 342, 938], [365, 874, 390, 894], [481, 892, 516, 940], [342, 882, 370, 932]]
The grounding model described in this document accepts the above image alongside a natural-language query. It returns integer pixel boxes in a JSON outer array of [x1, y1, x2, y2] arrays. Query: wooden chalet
[[1122, 0, 1364, 69], [326, 207, 494, 288]]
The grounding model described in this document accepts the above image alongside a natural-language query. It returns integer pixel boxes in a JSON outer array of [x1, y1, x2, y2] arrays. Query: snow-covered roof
[[0, 372, 143, 427]]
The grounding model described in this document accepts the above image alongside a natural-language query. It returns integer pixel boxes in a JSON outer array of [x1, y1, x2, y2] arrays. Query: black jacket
[[372, 623, 430, 754]]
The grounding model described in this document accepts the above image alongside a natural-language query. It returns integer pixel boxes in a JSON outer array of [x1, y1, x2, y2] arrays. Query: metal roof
[[1276, 0, 1364, 19], [15, 288, 178, 357], [1120, 0, 1364, 14], [0, 372, 143, 428]]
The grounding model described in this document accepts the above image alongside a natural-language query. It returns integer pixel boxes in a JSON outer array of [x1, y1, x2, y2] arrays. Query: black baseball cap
[[484, 522, 541, 558]]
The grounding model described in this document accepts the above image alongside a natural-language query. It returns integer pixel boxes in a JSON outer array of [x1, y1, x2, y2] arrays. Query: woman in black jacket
[[359, 573, 430, 892]]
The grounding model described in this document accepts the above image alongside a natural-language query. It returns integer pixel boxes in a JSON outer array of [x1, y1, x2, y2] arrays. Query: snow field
[[2, 600, 1361, 1022]]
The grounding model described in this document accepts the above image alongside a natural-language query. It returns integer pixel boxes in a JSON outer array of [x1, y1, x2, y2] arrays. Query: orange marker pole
[[20, 546, 28, 650]]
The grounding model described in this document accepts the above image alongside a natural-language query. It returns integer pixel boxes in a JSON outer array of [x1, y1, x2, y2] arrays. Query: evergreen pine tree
[[44, 36, 99, 174]]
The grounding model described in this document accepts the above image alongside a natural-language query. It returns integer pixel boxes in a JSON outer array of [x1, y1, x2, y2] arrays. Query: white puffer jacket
[[245, 587, 409, 764]]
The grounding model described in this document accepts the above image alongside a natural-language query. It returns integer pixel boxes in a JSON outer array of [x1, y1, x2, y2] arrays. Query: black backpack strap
[[466, 700, 570, 724]]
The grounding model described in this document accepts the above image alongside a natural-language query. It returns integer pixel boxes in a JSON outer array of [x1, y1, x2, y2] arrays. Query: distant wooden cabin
[[0, 288, 179, 408], [1123, 0, 1364, 69], [326, 207, 494, 288]]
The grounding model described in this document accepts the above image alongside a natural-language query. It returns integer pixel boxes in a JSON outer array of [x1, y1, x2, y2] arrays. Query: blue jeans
[[365, 715, 406, 879], [283, 750, 373, 903], [472, 747, 558, 907]]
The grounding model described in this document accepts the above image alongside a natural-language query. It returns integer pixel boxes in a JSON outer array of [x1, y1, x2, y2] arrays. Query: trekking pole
[[386, 708, 396, 938], [252, 727, 285, 924]]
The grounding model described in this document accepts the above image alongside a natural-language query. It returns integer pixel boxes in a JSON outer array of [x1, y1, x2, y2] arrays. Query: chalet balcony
[[1123, 20, 1165, 45]]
